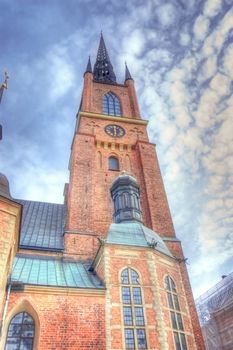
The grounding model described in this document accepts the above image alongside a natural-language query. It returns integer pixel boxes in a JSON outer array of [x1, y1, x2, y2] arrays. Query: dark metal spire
[[85, 56, 92, 74], [125, 62, 133, 81], [93, 33, 116, 83]]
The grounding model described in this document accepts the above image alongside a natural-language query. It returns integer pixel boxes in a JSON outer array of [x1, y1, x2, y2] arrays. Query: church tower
[[64, 34, 205, 349], [0, 34, 205, 350]]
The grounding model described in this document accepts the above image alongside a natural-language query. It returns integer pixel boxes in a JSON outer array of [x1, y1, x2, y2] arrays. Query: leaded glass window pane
[[124, 307, 133, 325], [122, 287, 131, 304], [174, 332, 182, 350], [125, 329, 135, 349], [130, 270, 139, 285], [173, 294, 180, 311], [135, 307, 145, 326], [177, 313, 184, 331], [102, 92, 122, 116], [180, 333, 188, 350], [5, 312, 35, 350], [167, 292, 174, 309], [171, 311, 178, 329], [136, 329, 147, 349], [121, 269, 129, 284], [133, 287, 142, 304]]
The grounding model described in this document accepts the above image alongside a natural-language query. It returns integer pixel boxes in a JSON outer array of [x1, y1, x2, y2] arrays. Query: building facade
[[0, 35, 205, 350], [196, 273, 233, 350]]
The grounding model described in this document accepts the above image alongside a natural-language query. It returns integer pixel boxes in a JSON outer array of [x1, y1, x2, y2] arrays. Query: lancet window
[[102, 92, 122, 116], [121, 268, 147, 349], [165, 276, 187, 350], [5, 312, 35, 350]]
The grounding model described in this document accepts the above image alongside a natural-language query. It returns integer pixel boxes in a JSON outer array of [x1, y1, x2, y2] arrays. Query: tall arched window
[[165, 276, 187, 350], [5, 312, 35, 350], [121, 268, 147, 349], [102, 92, 122, 116], [109, 156, 119, 171]]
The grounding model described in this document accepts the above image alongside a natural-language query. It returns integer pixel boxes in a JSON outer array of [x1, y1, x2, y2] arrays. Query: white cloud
[[122, 29, 145, 57], [203, 0, 223, 18], [193, 15, 210, 41], [46, 47, 75, 101], [156, 4, 177, 27]]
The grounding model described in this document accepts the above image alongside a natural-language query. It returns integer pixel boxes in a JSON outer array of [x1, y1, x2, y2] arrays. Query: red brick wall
[[81, 73, 141, 119], [65, 116, 175, 255], [101, 245, 199, 349], [4, 291, 105, 350]]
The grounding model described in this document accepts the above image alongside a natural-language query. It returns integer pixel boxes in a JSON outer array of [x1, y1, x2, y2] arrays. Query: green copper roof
[[106, 222, 173, 258], [11, 255, 104, 289]]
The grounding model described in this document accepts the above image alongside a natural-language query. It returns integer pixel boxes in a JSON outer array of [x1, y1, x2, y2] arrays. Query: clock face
[[105, 124, 125, 137]]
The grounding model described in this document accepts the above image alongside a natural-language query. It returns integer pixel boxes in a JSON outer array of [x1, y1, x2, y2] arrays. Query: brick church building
[[0, 35, 205, 349]]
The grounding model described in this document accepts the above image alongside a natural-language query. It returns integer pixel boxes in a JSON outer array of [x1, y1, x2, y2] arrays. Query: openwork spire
[[93, 33, 116, 83]]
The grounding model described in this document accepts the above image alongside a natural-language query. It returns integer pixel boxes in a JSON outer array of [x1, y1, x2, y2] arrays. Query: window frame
[[5, 311, 35, 350], [102, 92, 122, 116], [165, 276, 188, 350], [121, 268, 148, 350]]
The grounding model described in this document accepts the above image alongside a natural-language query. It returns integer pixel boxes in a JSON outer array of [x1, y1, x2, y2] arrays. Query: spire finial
[[93, 34, 116, 83], [125, 62, 133, 82], [84, 56, 92, 74]]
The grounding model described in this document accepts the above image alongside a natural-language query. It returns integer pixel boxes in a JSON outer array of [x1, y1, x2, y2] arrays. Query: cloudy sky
[[0, 0, 232, 298]]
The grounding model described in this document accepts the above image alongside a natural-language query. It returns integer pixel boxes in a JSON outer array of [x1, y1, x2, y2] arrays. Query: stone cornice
[[78, 111, 148, 125]]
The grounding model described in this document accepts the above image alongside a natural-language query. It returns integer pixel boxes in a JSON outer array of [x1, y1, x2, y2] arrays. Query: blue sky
[[0, 0, 232, 298]]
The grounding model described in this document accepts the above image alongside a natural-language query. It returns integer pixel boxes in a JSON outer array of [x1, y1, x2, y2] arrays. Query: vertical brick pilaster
[[137, 142, 175, 236], [147, 251, 169, 350], [82, 72, 93, 112], [125, 80, 141, 119]]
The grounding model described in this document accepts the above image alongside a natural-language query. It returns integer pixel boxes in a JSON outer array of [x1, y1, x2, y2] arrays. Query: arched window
[[109, 156, 119, 171], [165, 276, 187, 350], [5, 312, 35, 350], [102, 92, 122, 116], [121, 268, 147, 349]]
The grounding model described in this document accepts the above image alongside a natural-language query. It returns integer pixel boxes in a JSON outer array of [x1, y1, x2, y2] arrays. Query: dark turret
[[110, 173, 142, 224]]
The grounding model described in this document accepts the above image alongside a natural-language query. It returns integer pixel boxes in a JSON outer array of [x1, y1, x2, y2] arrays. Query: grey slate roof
[[17, 199, 66, 251], [12, 255, 104, 289], [106, 222, 173, 258]]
